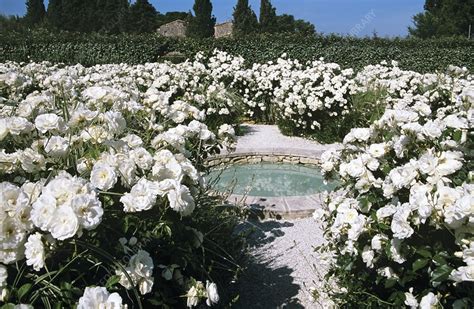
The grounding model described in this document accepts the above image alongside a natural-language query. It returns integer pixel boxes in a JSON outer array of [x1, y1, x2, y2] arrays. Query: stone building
[[214, 21, 233, 38], [157, 20, 187, 38]]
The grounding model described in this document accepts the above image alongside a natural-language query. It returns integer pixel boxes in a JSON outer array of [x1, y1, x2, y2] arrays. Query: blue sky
[[0, 0, 425, 37]]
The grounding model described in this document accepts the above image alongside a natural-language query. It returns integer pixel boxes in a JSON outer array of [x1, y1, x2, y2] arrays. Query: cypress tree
[[127, 0, 158, 33], [96, 0, 129, 33], [259, 0, 277, 33], [46, 0, 64, 29], [60, 0, 97, 32], [233, 0, 259, 36], [186, 0, 216, 38], [24, 0, 46, 26]]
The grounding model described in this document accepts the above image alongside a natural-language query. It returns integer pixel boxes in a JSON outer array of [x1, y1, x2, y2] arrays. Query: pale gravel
[[233, 218, 334, 309], [231, 124, 341, 157], [228, 124, 336, 308]]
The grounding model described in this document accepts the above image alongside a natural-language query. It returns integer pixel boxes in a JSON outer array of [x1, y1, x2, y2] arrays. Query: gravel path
[[233, 218, 334, 309], [226, 125, 335, 308], [229, 124, 340, 158]]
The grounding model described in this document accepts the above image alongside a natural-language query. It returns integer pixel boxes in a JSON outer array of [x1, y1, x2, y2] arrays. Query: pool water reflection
[[206, 163, 338, 197]]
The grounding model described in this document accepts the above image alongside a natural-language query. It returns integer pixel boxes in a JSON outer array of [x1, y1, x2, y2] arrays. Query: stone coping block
[[205, 151, 329, 219]]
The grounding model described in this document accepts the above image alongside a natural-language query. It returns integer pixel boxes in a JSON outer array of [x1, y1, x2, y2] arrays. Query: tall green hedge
[[1, 31, 473, 72]]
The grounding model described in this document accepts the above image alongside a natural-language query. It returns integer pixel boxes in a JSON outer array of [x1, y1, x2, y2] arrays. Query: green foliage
[[186, 0, 216, 39], [95, 0, 129, 33], [409, 0, 474, 38], [0, 15, 25, 33], [1, 32, 473, 73], [24, 0, 46, 26], [46, 0, 64, 30], [259, 0, 277, 33], [157, 11, 191, 27], [126, 0, 158, 33], [60, 0, 98, 32], [233, 0, 259, 36], [273, 14, 316, 35]]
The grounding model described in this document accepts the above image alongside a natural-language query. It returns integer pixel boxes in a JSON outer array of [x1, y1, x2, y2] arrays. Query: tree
[[233, 0, 259, 36], [409, 0, 474, 38], [46, 0, 64, 30], [60, 0, 97, 32], [259, 0, 277, 33], [186, 0, 216, 38], [157, 11, 191, 27], [24, 0, 46, 26], [96, 0, 129, 33], [126, 0, 158, 33], [295, 19, 316, 36], [0, 15, 26, 33]]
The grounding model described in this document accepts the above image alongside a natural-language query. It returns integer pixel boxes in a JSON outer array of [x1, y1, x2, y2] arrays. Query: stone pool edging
[[205, 152, 320, 168], [205, 151, 329, 219]]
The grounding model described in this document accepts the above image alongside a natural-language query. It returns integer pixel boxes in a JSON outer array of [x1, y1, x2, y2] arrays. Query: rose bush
[[317, 69, 473, 307], [0, 58, 242, 308]]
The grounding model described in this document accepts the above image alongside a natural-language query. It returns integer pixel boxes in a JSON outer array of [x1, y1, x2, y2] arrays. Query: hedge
[[1, 31, 473, 72]]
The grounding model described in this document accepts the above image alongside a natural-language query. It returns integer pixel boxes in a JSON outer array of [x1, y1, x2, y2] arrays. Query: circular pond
[[206, 163, 337, 197]]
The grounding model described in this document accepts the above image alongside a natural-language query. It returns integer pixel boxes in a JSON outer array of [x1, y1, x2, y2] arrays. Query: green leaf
[[431, 264, 453, 283], [106, 275, 120, 289], [1, 304, 16, 309], [432, 253, 447, 266], [17, 283, 32, 300], [416, 248, 432, 258], [412, 258, 429, 271], [453, 130, 462, 142], [384, 278, 397, 288]]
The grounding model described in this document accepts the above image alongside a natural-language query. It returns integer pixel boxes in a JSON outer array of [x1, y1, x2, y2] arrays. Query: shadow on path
[[232, 220, 305, 308]]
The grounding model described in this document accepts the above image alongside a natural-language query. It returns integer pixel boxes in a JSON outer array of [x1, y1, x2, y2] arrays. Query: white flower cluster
[[116, 250, 155, 295], [231, 55, 354, 129], [1, 56, 236, 306], [186, 280, 219, 308], [319, 70, 473, 306], [77, 286, 126, 309]]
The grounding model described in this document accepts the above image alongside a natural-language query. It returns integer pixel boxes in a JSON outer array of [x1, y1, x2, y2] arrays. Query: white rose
[[90, 163, 117, 191], [450, 265, 474, 283], [437, 151, 463, 176], [130, 147, 153, 170], [44, 136, 69, 157], [404, 288, 418, 308], [0, 265, 7, 287], [35, 113, 65, 133], [19, 148, 46, 173], [362, 246, 375, 268], [388, 162, 418, 190], [346, 158, 366, 178], [167, 182, 195, 216], [7, 117, 34, 135], [206, 281, 219, 306], [0, 118, 9, 141], [120, 179, 158, 212], [25, 232, 45, 271], [422, 120, 444, 139], [376, 204, 397, 219], [77, 286, 125, 309], [391, 203, 414, 239], [186, 286, 200, 308], [371, 234, 387, 251], [444, 114, 468, 129], [409, 183, 433, 223], [50, 206, 79, 240], [352, 128, 372, 141], [417, 150, 438, 175], [419, 292, 438, 309], [368, 143, 387, 158], [71, 194, 103, 230]]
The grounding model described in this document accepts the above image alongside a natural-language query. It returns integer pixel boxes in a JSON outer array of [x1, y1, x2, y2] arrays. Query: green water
[[206, 163, 337, 197]]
